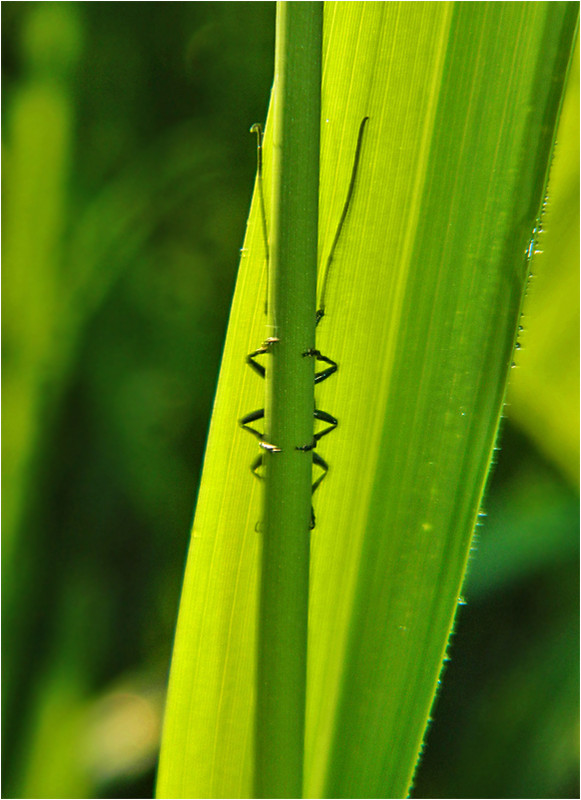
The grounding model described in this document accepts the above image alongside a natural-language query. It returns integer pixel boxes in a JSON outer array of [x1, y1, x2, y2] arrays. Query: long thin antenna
[[317, 116, 370, 323], [250, 123, 270, 314]]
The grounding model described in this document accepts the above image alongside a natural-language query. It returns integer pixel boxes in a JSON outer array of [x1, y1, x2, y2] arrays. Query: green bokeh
[[2, 4, 577, 798]]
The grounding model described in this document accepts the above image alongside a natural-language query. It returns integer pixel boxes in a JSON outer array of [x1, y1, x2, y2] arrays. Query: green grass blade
[[155, 127, 274, 800], [312, 4, 578, 797], [157, 4, 577, 798], [256, 4, 322, 797]]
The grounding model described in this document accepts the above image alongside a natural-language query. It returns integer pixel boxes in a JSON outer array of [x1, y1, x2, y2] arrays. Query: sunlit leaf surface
[[157, 4, 578, 798]]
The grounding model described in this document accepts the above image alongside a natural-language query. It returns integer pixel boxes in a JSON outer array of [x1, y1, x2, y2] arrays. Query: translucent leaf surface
[[157, 4, 578, 798]]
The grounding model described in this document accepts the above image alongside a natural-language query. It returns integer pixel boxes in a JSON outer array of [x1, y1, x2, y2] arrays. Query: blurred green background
[[2, 4, 578, 799]]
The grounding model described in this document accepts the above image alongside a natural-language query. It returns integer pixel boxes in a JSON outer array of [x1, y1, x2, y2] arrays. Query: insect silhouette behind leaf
[[239, 116, 369, 528]]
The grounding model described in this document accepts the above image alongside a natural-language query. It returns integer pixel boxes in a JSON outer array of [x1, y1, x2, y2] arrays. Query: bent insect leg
[[247, 337, 280, 379], [303, 348, 338, 385], [240, 407, 265, 442], [239, 407, 281, 453], [313, 408, 338, 442], [308, 452, 330, 529], [250, 452, 263, 480], [240, 336, 281, 451], [296, 408, 338, 453], [296, 348, 338, 456]]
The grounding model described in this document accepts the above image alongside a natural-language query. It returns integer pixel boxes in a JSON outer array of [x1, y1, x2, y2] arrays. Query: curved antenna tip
[[317, 115, 370, 321]]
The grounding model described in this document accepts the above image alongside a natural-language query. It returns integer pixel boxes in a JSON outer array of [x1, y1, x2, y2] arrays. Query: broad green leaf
[[157, 4, 578, 798]]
